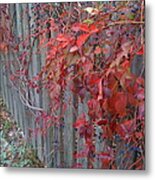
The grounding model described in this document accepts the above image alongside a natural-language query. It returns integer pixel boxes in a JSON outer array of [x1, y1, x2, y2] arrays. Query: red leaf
[[136, 77, 144, 86], [117, 119, 135, 138], [121, 120, 134, 133], [121, 60, 130, 69], [73, 114, 87, 128], [94, 46, 102, 54], [87, 74, 100, 86], [77, 33, 90, 47], [56, 34, 68, 42], [79, 24, 89, 32], [87, 99, 100, 110], [71, 25, 80, 32], [0, 42, 8, 52], [89, 24, 99, 34], [9, 74, 15, 81], [136, 46, 144, 55], [73, 151, 88, 158], [72, 23, 98, 34], [135, 132, 143, 139], [114, 92, 127, 117], [96, 119, 108, 126], [109, 121, 117, 132], [96, 152, 111, 158], [136, 88, 145, 100], [128, 93, 138, 106], [72, 23, 89, 32], [72, 163, 83, 168], [101, 158, 111, 169]]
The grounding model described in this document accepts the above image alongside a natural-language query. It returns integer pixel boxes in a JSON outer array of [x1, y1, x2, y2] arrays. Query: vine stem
[[108, 20, 144, 27]]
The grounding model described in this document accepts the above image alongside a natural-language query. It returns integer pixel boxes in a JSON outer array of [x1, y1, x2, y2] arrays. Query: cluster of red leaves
[[0, 5, 11, 52]]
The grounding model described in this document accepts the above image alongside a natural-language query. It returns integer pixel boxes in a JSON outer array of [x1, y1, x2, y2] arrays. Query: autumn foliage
[[0, 1, 145, 169]]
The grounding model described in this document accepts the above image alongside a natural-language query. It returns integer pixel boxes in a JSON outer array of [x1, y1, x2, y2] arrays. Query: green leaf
[[83, 19, 94, 25], [128, 13, 135, 20]]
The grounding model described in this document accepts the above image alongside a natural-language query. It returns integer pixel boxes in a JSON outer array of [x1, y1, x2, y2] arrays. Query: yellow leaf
[[84, 7, 99, 15]]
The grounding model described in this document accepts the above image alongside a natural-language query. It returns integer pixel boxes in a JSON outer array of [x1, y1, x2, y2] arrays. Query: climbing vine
[[0, 1, 145, 169]]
